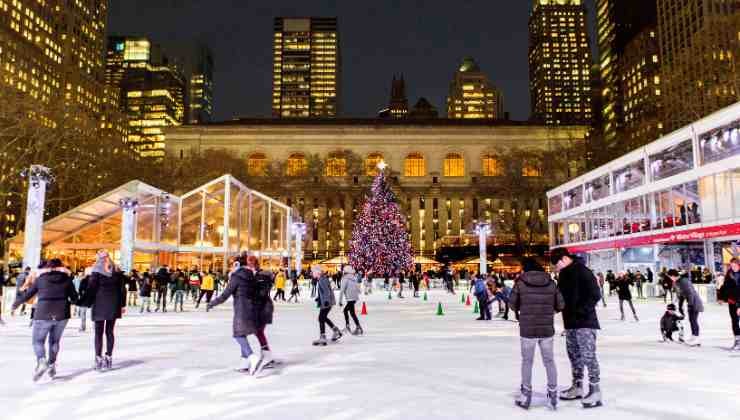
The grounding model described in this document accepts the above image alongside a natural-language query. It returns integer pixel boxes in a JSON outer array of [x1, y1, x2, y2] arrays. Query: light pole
[[20, 165, 53, 270], [119, 197, 139, 273], [292, 222, 307, 275], [474, 222, 491, 275]]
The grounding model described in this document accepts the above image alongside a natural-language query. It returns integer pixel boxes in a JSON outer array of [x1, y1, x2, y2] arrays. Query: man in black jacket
[[154, 266, 169, 313], [550, 248, 603, 409]]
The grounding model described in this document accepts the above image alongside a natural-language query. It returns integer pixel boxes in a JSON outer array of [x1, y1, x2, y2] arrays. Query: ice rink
[[1, 288, 739, 420]]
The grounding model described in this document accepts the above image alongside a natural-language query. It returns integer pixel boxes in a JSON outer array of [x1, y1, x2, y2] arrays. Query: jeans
[[343, 301, 361, 328], [687, 306, 700, 336], [156, 289, 167, 311], [127, 291, 137, 306], [139, 297, 151, 313], [318, 307, 336, 334], [94, 319, 116, 357], [520, 337, 557, 391], [77, 306, 87, 330], [234, 336, 253, 358], [32, 319, 68, 364], [730, 303, 740, 337], [174, 290, 185, 310], [565, 329, 600, 385]]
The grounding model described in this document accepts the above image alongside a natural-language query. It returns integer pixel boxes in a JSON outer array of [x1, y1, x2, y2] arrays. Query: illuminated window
[[404, 153, 426, 177], [365, 153, 384, 176], [286, 153, 307, 176], [325, 152, 347, 177], [247, 152, 267, 176], [482, 154, 502, 176], [444, 153, 465, 177], [522, 159, 541, 177]]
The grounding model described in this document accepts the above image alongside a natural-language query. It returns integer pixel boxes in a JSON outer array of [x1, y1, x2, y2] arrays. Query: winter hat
[[343, 265, 356, 275], [91, 250, 112, 277]]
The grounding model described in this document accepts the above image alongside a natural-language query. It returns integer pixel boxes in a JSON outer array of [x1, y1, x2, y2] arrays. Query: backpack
[[474, 280, 486, 297]]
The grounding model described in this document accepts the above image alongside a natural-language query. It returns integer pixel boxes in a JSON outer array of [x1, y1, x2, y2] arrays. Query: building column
[[463, 195, 474, 235], [343, 193, 354, 253], [439, 195, 449, 242], [410, 194, 421, 252], [317, 196, 328, 258], [119, 197, 138, 273], [450, 195, 461, 237], [424, 196, 434, 256]]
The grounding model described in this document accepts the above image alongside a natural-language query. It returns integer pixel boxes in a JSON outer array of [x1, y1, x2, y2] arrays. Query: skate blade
[[582, 401, 603, 409]]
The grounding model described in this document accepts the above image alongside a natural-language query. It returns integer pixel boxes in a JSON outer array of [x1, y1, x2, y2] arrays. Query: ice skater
[[73, 268, 90, 331], [12, 259, 78, 381], [288, 278, 301, 303], [660, 303, 684, 342], [139, 272, 153, 313], [338, 265, 363, 335], [312, 265, 342, 346], [669, 269, 703, 346], [717, 257, 740, 351], [616, 273, 639, 322]]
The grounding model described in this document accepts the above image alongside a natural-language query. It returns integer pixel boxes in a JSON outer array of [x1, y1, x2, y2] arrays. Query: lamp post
[[474, 222, 491, 275], [20, 165, 53, 270], [119, 197, 139, 273], [292, 222, 307, 275]]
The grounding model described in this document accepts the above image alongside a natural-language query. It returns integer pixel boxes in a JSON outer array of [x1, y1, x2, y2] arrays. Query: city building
[[547, 101, 740, 281], [165, 120, 588, 261], [657, 0, 740, 133], [106, 37, 187, 158], [186, 44, 214, 124], [596, 0, 660, 150], [272, 17, 340, 118], [387, 74, 409, 119], [446, 57, 505, 119], [409, 98, 439, 119], [528, 0, 593, 126]]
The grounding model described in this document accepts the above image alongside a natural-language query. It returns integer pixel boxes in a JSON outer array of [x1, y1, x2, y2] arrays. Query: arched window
[[286, 153, 308, 177], [443, 153, 465, 177], [522, 158, 541, 177], [365, 153, 384, 176], [325, 152, 347, 177], [404, 153, 425, 177], [482, 154, 502, 177], [247, 152, 267, 176]]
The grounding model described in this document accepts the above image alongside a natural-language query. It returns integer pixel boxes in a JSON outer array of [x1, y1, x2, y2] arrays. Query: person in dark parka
[[718, 257, 740, 350], [510, 258, 565, 410], [669, 269, 704, 346], [12, 259, 78, 381], [615, 272, 639, 322], [83, 251, 127, 371]]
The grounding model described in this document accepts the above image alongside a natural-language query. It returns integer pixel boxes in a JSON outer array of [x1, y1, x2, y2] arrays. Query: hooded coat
[[339, 268, 361, 304], [510, 271, 565, 338], [13, 269, 78, 321]]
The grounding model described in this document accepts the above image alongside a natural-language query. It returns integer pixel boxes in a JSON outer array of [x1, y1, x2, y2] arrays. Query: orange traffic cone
[[361, 302, 368, 315], [465, 294, 471, 306]]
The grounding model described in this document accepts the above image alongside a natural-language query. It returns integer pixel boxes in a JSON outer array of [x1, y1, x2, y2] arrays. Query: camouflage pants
[[565, 328, 600, 385]]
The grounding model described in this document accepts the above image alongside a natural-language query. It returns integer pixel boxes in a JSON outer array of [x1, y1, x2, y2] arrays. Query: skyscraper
[[388, 75, 409, 119], [106, 37, 186, 158], [528, 0, 593, 126], [186, 44, 214, 124], [596, 0, 660, 150], [447, 57, 505, 120], [272, 17, 340, 118], [657, 0, 740, 132]]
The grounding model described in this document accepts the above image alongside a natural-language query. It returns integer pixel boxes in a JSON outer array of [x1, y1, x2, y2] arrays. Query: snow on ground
[[1, 288, 739, 420]]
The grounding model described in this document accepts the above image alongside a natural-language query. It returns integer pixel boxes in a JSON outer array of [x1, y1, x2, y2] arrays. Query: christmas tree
[[348, 163, 413, 276]]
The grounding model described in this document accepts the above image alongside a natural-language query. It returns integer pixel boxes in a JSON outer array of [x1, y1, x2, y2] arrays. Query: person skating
[[139, 272, 153, 313], [12, 259, 78, 381], [397, 270, 406, 298], [634, 270, 645, 299], [12, 267, 30, 317], [660, 303, 684, 342], [172, 270, 187, 312], [717, 257, 740, 351], [605, 270, 616, 297], [83, 251, 127, 371], [273, 269, 287, 302], [411, 271, 421, 298], [550, 248, 603, 409], [616, 273, 639, 322], [473, 275, 491, 321], [510, 258, 565, 410], [660, 268, 674, 303], [596, 272, 607, 307], [288, 277, 301, 303], [252, 265, 276, 372], [669, 269, 704, 347], [154, 265, 169, 312], [73, 268, 90, 332], [195, 271, 216, 309], [188, 269, 202, 302], [126, 270, 138, 306], [338, 265, 363, 335], [312, 265, 341, 345]]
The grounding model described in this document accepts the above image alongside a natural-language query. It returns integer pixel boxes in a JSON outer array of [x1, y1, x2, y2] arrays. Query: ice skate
[[331, 326, 343, 342], [104, 355, 112, 370], [33, 358, 48, 382], [236, 357, 251, 372], [730, 336, 740, 351], [247, 354, 260, 376], [560, 379, 583, 400], [94, 356, 104, 371], [546, 388, 558, 411], [582, 383, 603, 408], [342, 324, 352, 334], [312, 334, 328, 346], [352, 326, 364, 336], [685, 335, 701, 347], [47, 363, 56, 379], [514, 386, 532, 410]]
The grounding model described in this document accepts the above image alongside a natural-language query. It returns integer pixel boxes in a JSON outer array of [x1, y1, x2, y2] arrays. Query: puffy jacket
[[557, 261, 602, 330], [718, 270, 740, 304], [138, 277, 152, 297], [209, 267, 271, 336], [275, 272, 286, 290], [339, 273, 360, 304], [317, 275, 336, 308], [201, 274, 215, 291], [677, 275, 704, 312], [154, 267, 170, 290], [86, 271, 127, 321], [13, 269, 78, 321], [510, 271, 565, 338]]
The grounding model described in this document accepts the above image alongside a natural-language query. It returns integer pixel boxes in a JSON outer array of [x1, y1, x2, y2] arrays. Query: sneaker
[[515, 386, 532, 410], [560, 380, 583, 400], [33, 358, 49, 382], [547, 388, 558, 410], [48, 363, 57, 379], [582, 383, 603, 408]]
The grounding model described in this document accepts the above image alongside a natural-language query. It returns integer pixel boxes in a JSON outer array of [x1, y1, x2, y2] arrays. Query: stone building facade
[[165, 120, 587, 259]]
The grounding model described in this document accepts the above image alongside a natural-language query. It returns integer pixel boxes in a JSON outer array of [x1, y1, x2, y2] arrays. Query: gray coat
[[510, 271, 565, 338], [338, 273, 360, 304], [317, 275, 336, 308], [677, 275, 704, 312]]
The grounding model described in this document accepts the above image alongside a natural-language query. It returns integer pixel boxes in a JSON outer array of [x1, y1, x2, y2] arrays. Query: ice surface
[[1, 289, 739, 420]]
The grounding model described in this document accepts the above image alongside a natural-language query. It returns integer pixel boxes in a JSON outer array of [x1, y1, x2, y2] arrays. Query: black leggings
[[730, 303, 740, 337], [196, 290, 214, 305], [318, 307, 336, 334], [95, 319, 116, 357], [343, 301, 361, 327]]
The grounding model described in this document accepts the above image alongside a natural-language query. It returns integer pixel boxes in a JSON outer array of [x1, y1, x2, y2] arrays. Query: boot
[[560, 379, 583, 400], [730, 336, 740, 351], [546, 388, 558, 411], [104, 355, 113, 370], [352, 326, 364, 336], [33, 358, 49, 382], [582, 383, 603, 408], [94, 356, 104, 371], [312, 334, 328, 346], [47, 363, 57, 379], [331, 326, 343, 342], [514, 386, 532, 410]]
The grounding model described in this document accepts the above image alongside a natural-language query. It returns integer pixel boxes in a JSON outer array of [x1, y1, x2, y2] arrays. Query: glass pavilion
[[6, 175, 295, 273]]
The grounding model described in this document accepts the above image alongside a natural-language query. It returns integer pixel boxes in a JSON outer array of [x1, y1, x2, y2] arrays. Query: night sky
[[109, 0, 597, 122]]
